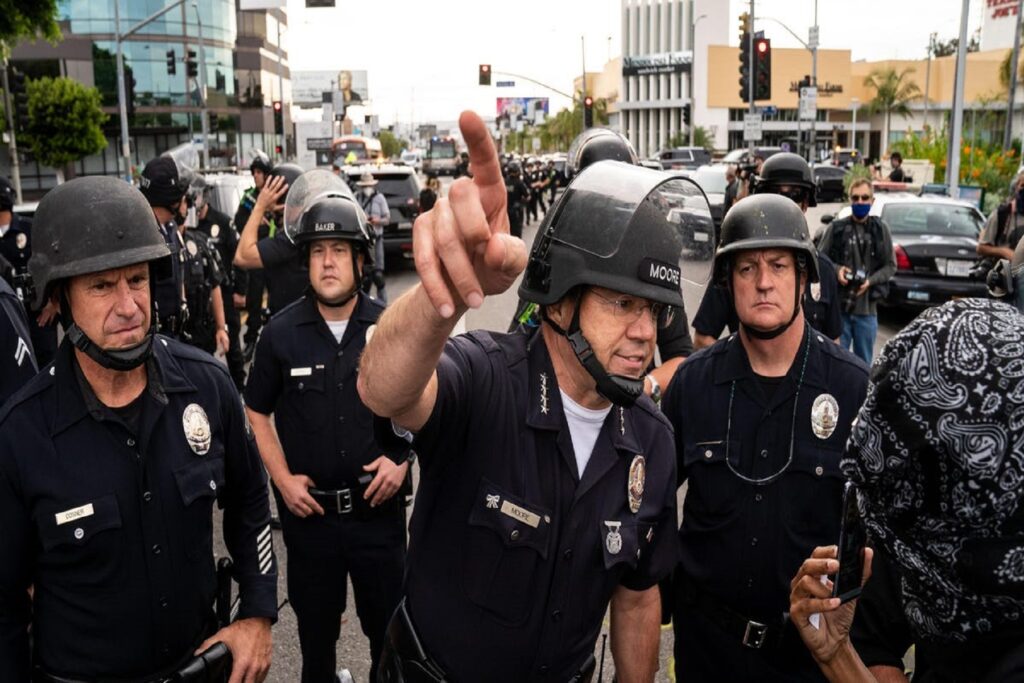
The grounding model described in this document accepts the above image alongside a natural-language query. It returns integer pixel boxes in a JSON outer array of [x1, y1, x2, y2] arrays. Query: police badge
[[810, 281, 821, 302], [15, 232, 27, 250], [811, 393, 839, 440], [186, 240, 199, 257], [628, 455, 645, 513], [210, 224, 220, 238], [605, 521, 623, 554], [182, 403, 212, 455]]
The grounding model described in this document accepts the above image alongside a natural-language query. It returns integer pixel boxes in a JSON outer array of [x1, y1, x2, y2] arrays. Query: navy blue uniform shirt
[[663, 325, 867, 619], [404, 328, 678, 682], [245, 294, 406, 504], [692, 254, 843, 342], [0, 337, 277, 680], [256, 232, 307, 314]]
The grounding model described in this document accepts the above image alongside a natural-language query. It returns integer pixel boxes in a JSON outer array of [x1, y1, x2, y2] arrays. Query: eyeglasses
[[850, 194, 872, 202], [778, 188, 808, 205], [588, 289, 668, 326]]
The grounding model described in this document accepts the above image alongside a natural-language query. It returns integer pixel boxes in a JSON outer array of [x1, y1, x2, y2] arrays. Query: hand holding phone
[[832, 481, 867, 603]]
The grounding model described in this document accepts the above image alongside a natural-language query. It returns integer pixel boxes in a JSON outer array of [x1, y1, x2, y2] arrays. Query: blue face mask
[[851, 203, 871, 219]]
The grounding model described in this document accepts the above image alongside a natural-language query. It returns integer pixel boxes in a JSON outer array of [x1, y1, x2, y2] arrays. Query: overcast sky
[[285, 0, 986, 126]]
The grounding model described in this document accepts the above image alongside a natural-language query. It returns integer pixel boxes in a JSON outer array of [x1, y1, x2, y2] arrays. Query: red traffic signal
[[273, 101, 282, 112], [584, 96, 594, 107], [479, 64, 491, 86]]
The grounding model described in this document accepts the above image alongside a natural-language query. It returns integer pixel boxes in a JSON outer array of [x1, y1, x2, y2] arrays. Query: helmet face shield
[[520, 160, 714, 311], [283, 169, 357, 243]]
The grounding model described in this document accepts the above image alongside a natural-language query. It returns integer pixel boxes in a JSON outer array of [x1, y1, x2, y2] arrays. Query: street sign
[[306, 137, 333, 151], [808, 26, 820, 50], [799, 86, 818, 121], [496, 80, 515, 87], [743, 113, 763, 141], [532, 137, 541, 151], [760, 105, 777, 116]]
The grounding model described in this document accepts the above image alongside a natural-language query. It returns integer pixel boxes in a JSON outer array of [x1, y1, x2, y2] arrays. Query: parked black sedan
[[826, 193, 989, 308]]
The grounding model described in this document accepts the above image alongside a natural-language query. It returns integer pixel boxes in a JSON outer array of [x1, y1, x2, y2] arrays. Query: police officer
[[181, 197, 230, 357], [504, 160, 529, 239], [662, 194, 869, 682], [0, 177, 277, 682], [235, 163, 309, 317], [235, 151, 274, 361], [194, 178, 247, 389], [0, 175, 59, 366], [0, 274, 37, 404], [692, 153, 843, 350], [140, 156, 189, 339], [245, 191, 409, 683], [359, 112, 693, 682]]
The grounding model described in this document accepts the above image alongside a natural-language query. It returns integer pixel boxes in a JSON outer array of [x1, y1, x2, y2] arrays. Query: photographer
[[816, 179, 894, 364], [735, 152, 765, 201], [977, 172, 1024, 266]]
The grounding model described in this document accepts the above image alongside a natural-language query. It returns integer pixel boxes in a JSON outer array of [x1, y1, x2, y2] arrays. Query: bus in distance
[[423, 136, 461, 176]]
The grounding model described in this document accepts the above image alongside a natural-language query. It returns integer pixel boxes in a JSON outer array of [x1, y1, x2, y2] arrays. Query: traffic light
[[683, 104, 691, 127], [583, 95, 594, 128], [754, 38, 771, 100], [166, 49, 176, 75], [186, 50, 198, 78], [274, 144, 283, 156], [273, 100, 283, 135], [738, 12, 751, 102], [9, 67, 29, 132], [478, 64, 491, 86]]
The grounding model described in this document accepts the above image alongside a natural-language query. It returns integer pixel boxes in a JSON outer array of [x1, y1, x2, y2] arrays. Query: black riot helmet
[[0, 176, 14, 212], [250, 149, 273, 175], [292, 196, 375, 308], [139, 156, 187, 211], [28, 176, 172, 370], [269, 162, 304, 189], [754, 152, 818, 207], [506, 160, 522, 176], [714, 193, 819, 339], [520, 160, 715, 406], [565, 128, 639, 180]]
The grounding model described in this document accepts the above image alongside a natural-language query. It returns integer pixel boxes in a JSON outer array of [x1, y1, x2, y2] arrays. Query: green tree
[[0, 0, 60, 47], [998, 49, 1024, 93], [378, 129, 409, 159], [863, 66, 921, 155], [535, 93, 610, 151], [25, 76, 107, 180], [931, 30, 980, 58]]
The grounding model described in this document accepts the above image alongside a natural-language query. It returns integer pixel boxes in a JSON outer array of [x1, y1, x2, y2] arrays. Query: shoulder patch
[[815, 334, 870, 376]]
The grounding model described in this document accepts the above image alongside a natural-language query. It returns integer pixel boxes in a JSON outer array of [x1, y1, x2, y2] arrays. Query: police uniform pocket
[[36, 494, 126, 589], [782, 441, 845, 537], [680, 441, 743, 523], [285, 370, 330, 431], [174, 449, 226, 561], [462, 478, 552, 625]]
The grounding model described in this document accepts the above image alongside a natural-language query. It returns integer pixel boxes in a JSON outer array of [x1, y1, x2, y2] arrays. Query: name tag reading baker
[[500, 500, 541, 528], [55, 503, 94, 526]]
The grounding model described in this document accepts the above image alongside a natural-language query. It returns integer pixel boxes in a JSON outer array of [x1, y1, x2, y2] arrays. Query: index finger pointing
[[459, 110, 501, 187]]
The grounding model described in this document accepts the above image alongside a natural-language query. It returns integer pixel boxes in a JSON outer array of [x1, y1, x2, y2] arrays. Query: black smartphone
[[832, 481, 866, 603]]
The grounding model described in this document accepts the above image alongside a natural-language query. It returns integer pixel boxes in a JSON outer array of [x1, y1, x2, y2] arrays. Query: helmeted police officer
[[693, 153, 843, 350], [140, 156, 190, 339], [662, 194, 869, 682], [181, 203, 230, 357], [0, 177, 277, 682], [235, 163, 309, 318], [0, 275, 37, 404], [236, 151, 274, 360], [503, 160, 529, 239], [194, 176, 247, 390], [359, 111, 705, 682], [0, 175, 59, 366], [245, 182, 409, 683]]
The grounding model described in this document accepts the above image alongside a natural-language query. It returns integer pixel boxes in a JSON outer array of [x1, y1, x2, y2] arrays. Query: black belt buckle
[[742, 619, 769, 649]]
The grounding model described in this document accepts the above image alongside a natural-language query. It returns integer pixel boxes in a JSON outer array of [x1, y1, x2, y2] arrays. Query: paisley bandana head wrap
[[841, 298, 1024, 642]]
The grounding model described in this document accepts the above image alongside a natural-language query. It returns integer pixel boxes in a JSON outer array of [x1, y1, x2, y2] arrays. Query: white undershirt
[[325, 319, 349, 344], [559, 389, 611, 478], [0, 224, 9, 238]]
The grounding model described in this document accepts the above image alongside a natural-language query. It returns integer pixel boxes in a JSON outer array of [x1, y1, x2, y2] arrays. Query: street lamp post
[[689, 13, 708, 148], [851, 97, 859, 153], [192, 2, 210, 169]]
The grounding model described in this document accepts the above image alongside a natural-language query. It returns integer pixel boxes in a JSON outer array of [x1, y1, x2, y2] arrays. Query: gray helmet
[[565, 128, 639, 180], [754, 152, 818, 207], [29, 177, 170, 310], [713, 193, 820, 285]]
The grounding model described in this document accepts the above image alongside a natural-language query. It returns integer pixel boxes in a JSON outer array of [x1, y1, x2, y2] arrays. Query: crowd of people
[[0, 111, 1022, 683]]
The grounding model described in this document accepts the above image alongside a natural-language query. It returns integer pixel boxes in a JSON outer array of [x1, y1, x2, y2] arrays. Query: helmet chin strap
[[738, 273, 804, 341], [542, 292, 645, 407], [59, 289, 154, 372]]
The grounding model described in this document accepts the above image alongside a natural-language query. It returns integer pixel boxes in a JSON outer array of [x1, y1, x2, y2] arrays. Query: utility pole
[[924, 32, 936, 130], [193, 2, 210, 169], [947, 0, 970, 200], [810, 0, 818, 163], [689, 13, 707, 147], [748, 0, 755, 153], [276, 16, 285, 158], [1006, 1, 1023, 149], [1, 50, 23, 204], [581, 35, 587, 132]]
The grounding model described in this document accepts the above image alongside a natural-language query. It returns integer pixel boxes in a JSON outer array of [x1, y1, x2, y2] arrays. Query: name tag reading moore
[[55, 503, 94, 526], [500, 500, 542, 528]]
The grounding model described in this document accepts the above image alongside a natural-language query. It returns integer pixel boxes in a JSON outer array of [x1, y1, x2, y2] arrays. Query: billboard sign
[[496, 97, 549, 125], [292, 69, 369, 109], [622, 51, 692, 76]]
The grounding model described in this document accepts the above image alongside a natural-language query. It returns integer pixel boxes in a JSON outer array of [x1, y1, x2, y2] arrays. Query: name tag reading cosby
[[55, 503, 94, 526], [500, 500, 541, 528]]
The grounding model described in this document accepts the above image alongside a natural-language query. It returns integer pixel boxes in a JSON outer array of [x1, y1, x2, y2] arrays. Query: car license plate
[[907, 290, 931, 302], [694, 231, 709, 242], [946, 260, 973, 278]]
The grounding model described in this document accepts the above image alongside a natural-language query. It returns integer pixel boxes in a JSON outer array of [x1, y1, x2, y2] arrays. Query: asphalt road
[[224, 187, 919, 682]]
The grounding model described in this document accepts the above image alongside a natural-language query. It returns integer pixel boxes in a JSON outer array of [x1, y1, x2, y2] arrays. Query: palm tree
[[863, 66, 922, 154]]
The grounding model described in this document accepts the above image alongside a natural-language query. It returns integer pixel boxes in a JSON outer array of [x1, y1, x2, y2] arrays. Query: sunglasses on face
[[850, 194, 872, 202]]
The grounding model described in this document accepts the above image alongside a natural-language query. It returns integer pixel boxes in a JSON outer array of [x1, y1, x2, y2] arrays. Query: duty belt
[[34, 642, 232, 683], [675, 572, 786, 650], [309, 487, 355, 514], [309, 478, 401, 518]]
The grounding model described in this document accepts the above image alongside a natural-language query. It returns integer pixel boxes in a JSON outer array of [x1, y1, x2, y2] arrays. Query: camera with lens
[[737, 162, 758, 179], [842, 268, 868, 312]]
